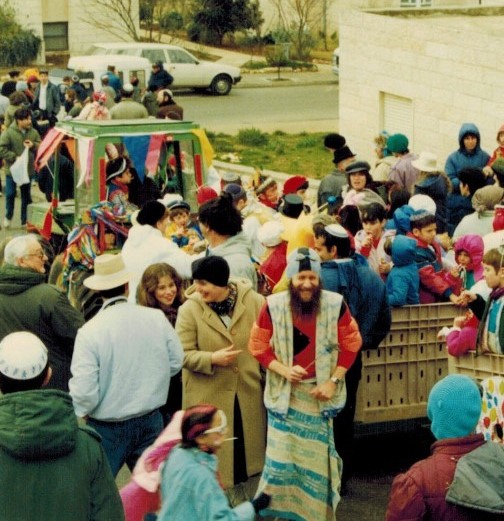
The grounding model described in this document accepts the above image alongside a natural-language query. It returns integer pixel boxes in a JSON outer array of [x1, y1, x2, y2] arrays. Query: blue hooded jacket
[[320, 254, 391, 349], [386, 235, 420, 306], [444, 123, 490, 191], [414, 172, 450, 234]]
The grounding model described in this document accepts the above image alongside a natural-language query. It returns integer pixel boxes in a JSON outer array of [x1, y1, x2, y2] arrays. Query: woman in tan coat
[[175, 256, 266, 503]]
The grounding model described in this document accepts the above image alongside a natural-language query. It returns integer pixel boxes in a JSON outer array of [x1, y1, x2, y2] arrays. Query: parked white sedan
[[78, 42, 241, 95]]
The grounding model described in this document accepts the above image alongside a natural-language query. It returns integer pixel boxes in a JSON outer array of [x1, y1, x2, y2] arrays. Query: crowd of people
[[0, 120, 503, 520], [0, 64, 184, 229], [0, 64, 183, 127]]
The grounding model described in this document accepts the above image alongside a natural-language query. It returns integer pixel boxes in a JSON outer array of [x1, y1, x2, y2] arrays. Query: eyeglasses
[[203, 410, 228, 435], [25, 251, 46, 259]]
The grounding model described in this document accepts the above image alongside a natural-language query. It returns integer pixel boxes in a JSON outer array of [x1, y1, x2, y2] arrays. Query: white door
[[166, 49, 205, 88]]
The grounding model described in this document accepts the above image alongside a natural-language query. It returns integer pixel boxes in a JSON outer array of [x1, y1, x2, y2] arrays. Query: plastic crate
[[355, 303, 459, 424], [448, 351, 504, 380]]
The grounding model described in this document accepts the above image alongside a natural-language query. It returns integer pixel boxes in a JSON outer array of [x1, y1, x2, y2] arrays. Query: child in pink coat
[[445, 234, 484, 294], [441, 234, 485, 356]]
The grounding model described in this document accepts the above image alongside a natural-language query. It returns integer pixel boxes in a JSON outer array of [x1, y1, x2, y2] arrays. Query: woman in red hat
[[25, 75, 39, 104]]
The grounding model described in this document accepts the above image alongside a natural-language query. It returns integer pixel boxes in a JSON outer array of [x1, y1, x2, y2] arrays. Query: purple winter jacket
[[386, 434, 500, 521]]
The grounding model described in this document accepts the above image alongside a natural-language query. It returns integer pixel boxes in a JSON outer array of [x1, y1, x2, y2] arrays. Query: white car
[[79, 42, 242, 95]]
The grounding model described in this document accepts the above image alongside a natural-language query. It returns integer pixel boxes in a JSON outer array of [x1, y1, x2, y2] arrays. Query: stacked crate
[[355, 303, 459, 424]]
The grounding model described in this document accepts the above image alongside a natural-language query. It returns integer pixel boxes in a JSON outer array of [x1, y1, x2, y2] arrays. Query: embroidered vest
[[265, 290, 346, 418]]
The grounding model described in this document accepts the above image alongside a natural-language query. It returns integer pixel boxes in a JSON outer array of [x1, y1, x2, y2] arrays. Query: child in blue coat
[[385, 235, 420, 306]]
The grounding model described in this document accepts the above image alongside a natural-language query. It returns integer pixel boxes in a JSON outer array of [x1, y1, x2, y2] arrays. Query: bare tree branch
[[80, 0, 140, 41]]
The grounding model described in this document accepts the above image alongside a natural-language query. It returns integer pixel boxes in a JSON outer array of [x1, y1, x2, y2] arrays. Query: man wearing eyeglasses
[[0, 234, 84, 391], [249, 247, 362, 521]]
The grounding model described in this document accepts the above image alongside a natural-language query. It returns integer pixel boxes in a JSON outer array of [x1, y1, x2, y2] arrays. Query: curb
[[236, 77, 338, 89]]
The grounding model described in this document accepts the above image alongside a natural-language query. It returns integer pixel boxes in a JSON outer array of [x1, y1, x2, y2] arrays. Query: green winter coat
[[0, 389, 124, 521], [0, 121, 41, 177], [0, 265, 84, 391]]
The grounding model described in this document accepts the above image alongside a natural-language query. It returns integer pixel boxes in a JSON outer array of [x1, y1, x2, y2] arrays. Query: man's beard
[[288, 281, 321, 318]]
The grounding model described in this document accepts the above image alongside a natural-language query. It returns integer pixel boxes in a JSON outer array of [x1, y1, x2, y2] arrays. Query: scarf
[[208, 282, 237, 317], [490, 286, 504, 302], [110, 179, 129, 195], [159, 304, 178, 327]]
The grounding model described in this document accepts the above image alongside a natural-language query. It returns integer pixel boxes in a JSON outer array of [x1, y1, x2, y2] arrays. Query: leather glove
[[251, 492, 271, 513]]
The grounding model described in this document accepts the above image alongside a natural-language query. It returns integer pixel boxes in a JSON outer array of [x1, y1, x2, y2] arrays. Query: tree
[[271, 0, 323, 60], [81, 0, 141, 41], [189, 0, 262, 46], [140, 0, 191, 42], [0, 1, 41, 66]]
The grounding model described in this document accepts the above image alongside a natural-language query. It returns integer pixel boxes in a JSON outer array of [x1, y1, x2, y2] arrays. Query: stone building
[[12, 0, 139, 62], [338, 6, 504, 168]]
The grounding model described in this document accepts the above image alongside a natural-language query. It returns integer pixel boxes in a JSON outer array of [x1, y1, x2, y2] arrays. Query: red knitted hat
[[283, 175, 308, 195], [197, 186, 218, 206]]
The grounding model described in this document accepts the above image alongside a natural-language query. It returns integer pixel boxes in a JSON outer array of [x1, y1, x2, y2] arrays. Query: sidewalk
[[140, 30, 338, 89]]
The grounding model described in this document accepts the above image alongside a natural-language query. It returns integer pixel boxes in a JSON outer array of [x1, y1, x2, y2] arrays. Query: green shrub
[[0, 30, 41, 67], [187, 22, 202, 43], [160, 11, 184, 32], [296, 136, 319, 149], [0, 2, 41, 66], [274, 143, 286, 155], [265, 44, 290, 67], [237, 128, 269, 147], [242, 60, 269, 70]]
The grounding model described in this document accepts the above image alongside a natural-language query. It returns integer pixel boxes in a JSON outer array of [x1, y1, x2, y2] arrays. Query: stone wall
[[338, 7, 504, 167]]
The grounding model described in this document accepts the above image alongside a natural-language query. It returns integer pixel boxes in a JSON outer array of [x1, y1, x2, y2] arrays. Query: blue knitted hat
[[427, 375, 482, 440], [393, 204, 414, 234]]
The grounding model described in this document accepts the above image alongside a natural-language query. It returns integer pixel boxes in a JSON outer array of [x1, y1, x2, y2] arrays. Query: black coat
[[148, 67, 174, 91]]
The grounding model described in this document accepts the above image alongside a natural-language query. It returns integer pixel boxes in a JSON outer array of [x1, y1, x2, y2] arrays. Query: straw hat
[[84, 253, 131, 291]]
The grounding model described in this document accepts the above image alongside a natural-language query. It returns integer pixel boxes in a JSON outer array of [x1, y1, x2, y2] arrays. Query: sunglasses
[[203, 410, 228, 435]]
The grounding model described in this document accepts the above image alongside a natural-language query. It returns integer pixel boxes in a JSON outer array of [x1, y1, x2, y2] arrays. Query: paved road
[[178, 82, 339, 134]]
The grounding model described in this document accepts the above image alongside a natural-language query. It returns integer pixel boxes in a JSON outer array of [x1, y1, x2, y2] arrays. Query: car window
[[114, 48, 139, 57], [141, 49, 166, 64], [167, 49, 197, 65]]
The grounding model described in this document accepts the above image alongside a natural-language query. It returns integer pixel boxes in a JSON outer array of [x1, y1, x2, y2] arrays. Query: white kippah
[[0, 332, 48, 380], [324, 223, 349, 239]]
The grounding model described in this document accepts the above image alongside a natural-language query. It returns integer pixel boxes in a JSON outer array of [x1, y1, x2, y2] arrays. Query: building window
[[400, 0, 431, 7], [380, 92, 413, 144], [43, 22, 68, 52]]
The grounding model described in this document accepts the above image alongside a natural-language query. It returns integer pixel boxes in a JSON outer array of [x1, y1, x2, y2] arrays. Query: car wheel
[[210, 74, 232, 96]]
